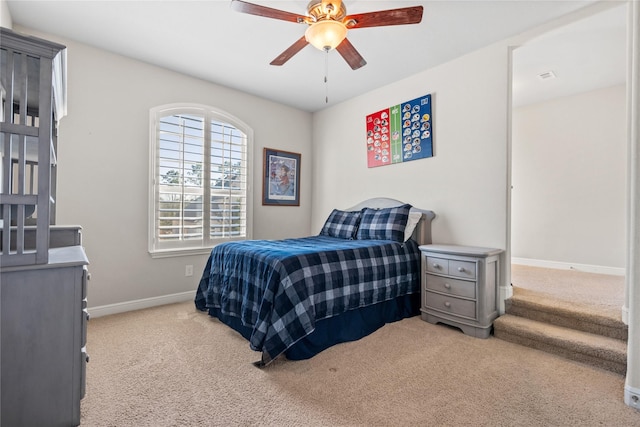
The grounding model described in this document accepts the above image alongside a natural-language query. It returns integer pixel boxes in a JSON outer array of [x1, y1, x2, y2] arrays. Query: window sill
[[149, 247, 213, 259]]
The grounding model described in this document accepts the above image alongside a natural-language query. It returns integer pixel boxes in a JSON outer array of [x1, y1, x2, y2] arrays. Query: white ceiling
[[512, 3, 626, 107], [5, 0, 627, 112]]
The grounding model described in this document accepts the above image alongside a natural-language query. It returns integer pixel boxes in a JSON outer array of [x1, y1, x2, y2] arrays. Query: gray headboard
[[345, 197, 436, 246]]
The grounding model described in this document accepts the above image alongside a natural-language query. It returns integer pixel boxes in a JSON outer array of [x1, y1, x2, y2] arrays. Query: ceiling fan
[[230, 0, 424, 70]]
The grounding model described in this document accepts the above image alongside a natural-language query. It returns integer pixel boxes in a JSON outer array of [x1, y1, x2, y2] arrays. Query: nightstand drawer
[[448, 260, 476, 280], [425, 274, 476, 299], [427, 256, 476, 279], [426, 256, 476, 280], [425, 291, 476, 319], [425, 256, 449, 274]]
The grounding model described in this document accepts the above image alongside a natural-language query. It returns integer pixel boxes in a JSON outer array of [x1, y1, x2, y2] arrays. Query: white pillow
[[404, 210, 422, 242]]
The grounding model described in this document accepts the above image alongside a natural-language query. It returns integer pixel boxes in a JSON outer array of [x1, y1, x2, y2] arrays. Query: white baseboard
[[499, 284, 513, 315], [622, 305, 629, 325], [624, 383, 640, 410], [511, 257, 626, 276], [88, 291, 194, 318]]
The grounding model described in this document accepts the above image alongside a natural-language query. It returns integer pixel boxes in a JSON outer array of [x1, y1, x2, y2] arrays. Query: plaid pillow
[[356, 204, 412, 242], [319, 209, 362, 239]]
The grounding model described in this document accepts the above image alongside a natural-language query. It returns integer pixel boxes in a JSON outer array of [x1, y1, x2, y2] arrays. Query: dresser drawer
[[82, 307, 89, 347], [81, 347, 88, 399], [425, 274, 476, 299], [425, 291, 476, 319], [82, 267, 89, 299]]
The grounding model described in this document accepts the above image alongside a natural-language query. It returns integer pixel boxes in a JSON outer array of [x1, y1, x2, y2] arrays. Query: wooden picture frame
[[262, 148, 301, 206]]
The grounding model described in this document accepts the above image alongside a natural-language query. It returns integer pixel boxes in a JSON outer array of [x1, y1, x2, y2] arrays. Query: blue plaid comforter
[[195, 236, 420, 365]]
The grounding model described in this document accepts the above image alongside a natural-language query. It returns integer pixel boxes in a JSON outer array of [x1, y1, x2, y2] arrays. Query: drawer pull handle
[[432, 263, 441, 269], [444, 283, 451, 289], [444, 301, 451, 308], [457, 267, 465, 273]]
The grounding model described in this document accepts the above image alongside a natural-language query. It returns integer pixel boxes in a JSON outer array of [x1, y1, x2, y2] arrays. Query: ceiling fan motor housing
[[307, 1, 347, 22]]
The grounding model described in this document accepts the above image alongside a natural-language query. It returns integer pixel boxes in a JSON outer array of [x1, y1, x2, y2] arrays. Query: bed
[[195, 197, 436, 366]]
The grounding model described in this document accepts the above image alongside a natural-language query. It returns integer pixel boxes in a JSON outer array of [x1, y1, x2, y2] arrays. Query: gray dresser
[[1, 228, 89, 426], [419, 244, 503, 338], [1, 28, 89, 426]]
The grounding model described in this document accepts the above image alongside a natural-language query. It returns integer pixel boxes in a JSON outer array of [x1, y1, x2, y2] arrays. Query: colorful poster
[[366, 94, 432, 168]]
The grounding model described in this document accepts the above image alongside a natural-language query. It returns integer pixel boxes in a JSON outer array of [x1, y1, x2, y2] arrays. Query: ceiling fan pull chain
[[324, 47, 329, 103]]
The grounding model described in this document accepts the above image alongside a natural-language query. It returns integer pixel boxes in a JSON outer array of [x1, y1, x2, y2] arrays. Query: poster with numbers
[[366, 93, 432, 168]]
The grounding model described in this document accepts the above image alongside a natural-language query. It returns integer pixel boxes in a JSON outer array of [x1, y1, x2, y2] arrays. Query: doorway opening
[[509, 3, 627, 314]]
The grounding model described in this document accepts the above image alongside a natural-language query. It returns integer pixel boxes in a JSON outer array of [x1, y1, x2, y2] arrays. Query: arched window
[[148, 104, 252, 257]]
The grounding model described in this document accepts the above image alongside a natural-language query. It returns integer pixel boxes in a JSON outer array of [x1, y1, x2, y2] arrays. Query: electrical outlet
[[626, 393, 640, 409], [185, 265, 194, 277], [625, 386, 640, 409]]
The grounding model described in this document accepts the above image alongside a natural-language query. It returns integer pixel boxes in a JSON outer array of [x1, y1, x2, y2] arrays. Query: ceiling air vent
[[537, 70, 557, 81]]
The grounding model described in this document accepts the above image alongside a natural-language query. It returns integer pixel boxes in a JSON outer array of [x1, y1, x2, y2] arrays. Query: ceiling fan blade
[[270, 36, 309, 66], [230, 0, 306, 23], [344, 6, 423, 29], [336, 38, 367, 70]]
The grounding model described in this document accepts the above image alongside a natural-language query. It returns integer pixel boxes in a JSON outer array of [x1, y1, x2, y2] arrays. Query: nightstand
[[419, 244, 503, 338]]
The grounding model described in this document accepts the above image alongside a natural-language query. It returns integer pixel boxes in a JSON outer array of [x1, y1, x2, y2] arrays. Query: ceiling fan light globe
[[305, 20, 347, 51]]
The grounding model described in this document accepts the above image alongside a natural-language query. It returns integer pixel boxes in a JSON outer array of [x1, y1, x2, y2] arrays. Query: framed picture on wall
[[262, 148, 301, 206]]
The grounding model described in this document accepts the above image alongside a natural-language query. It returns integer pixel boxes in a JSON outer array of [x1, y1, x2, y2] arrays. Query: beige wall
[[311, 43, 510, 255], [1, 0, 12, 28], [512, 84, 627, 271]]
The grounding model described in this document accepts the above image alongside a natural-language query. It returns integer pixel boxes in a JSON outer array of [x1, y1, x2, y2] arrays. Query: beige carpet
[[80, 301, 639, 426], [511, 264, 625, 312]]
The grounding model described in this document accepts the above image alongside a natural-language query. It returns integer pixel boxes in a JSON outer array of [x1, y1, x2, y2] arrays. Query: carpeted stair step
[[506, 287, 627, 341], [494, 314, 627, 375]]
